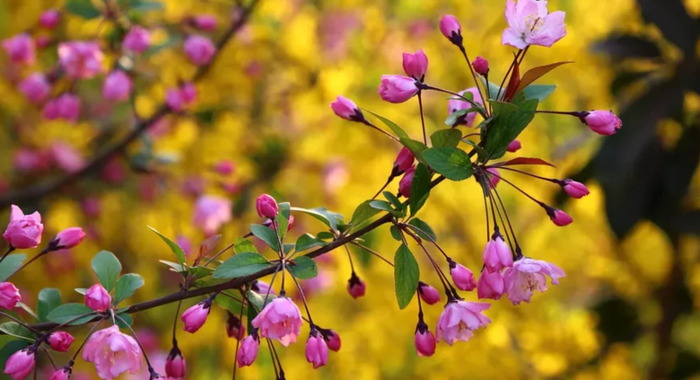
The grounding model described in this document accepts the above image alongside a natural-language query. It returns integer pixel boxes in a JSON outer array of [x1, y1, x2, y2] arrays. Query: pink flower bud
[[546, 207, 573, 226], [322, 329, 341, 352], [417, 282, 440, 305], [439, 15, 462, 45], [166, 88, 184, 111], [2, 34, 35, 65], [39, 10, 61, 29], [472, 56, 489, 76], [58, 41, 104, 79], [447, 87, 483, 127], [330, 96, 363, 121], [226, 311, 245, 340], [85, 284, 111, 311], [582, 110, 622, 136], [237, 334, 259, 367], [347, 274, 366, 299], [181, 301, 211, 333], [42, 94, 81, 123], [251, 280, 275, 296], [191, 15, 218, 31], [486, 168, 500, 188], [213, 160, 234, 175], [402, 49, 429, 80], [449, 260, 476, 291], [305, 331, 329, 369], [3, 205, 43, 249], [19, 73, 51, 104], [482, 233, 512, 272], [4, 348, 35, 380], [102, 70, 132, 102], [184, 35, 216, 66], [398, 166, 416, 198], [414, 323, 436, 357], [181, 82, 197, 103], [393, 147, 415, 174], [49, 368, 70, 380], [165, 346, 186, 378], [477, 270, 505, 300], [123, 26, 151, 53], [53, 227, 86, 249], [561, 179, 589, 199], [506, 139, 522, 152], [48, 331, 75, 352], [35, 36, 51, 49], [0, 282, 21, 309], [378, 75, 419, 103], [255, 194, 279, 219]]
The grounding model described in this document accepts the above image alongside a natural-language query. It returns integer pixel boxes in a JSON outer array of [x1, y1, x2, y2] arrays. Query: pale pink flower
[[237, 334, 259, 367], [255, 194, 278, 219], [398, 166, 416, 198], [42, 94, 81, 122], [85, 284, 111, 311], [378, 75, 419, 103], [393, 147, 415, 174], [2, 34, 35, 65], [82, 325, 142, 379], [183, 35, 215, 66], [0, 282, 21, 309], [251, 297, 303, 346], [48, 331, 75, 352], [19, 73, 51, 104], [436, 301, 491, 345], [583, 110, 622, 136], [561, 179, 589, 198], [58, 41, 104, 79], [402, 49, 428, 80], [50, 142, 84, 173], [330, 96, 362, 121], [449, 261, 476, 291], [193, 195, 231, 235], [102, 70, 132, 102], [39, 10, 61, 29], [447, 87, 483, 127], [123, 26, 150, 53], [305, 331, 329, 368], [482, 233, 513, 272], [503, 257, 565, 304], [502, 0, 567, 49], [4, 348, 35, 380], [477, 270, 505, 300], [3, 205, 43, 249]]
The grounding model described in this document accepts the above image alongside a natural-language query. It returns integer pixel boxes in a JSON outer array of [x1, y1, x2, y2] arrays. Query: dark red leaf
[[494, 157, 556, 167]]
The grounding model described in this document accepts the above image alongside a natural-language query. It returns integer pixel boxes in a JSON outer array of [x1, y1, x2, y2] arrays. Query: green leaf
[[363, 109, 409, 138], [290, 207, 344, 231], [250, 224, 280, 252], [409, 163, 431, 216], [37, 288, 62, 322], [383, 192, 404, 211], [246, 289, 274, 310], [390, 225, 402, 241], [130, 0, 163, 12], [148, 226, 186, 266], [213, 253, 271, 279], [247, 298, 258, 334], [431, 129, 463, 148], [463, 139, 490, 163], [46, 303, 95, 325], [369, 200, 403, 217], [445, 107, 481, 126], [215, 292, 244, 314], [0, 323, 36, 341], [234, 238, 258, 254], [349, 200, 381, 229], [159, 260, 185, 273], [287, 256, 318, 279], [283, 243, 294, 254], [484, 99, 538, 161], [482, 80, 503, 101], [316, 232, 335, 240], [116, 313, 133, 328], [519, 84, 556, 101], [295, 234, 327, 252], [399, 138, 429, 161], [66, 0, 101, 19], [274, 202, 291, 240], [113, 274, 144, 304], [394, 244, 419, 309], [421, 147, 473, 180], [91, 251, 122, 292], [408, 218, 437, 242], [0, 254, 25, 282]]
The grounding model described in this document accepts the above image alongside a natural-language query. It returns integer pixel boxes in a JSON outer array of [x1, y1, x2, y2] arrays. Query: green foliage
[[213, 253, 271, 279], [407, 218, 437, 242], [287, 256, 318, 279], [37, 288, 62, 322], [0, 323, 35, 341], [66, 0, 101, 19], [483, 99, 538, 161], [394, 244, 419, 309], [295, 234, 327, 252], [91, 251, 122, 292], [430, 129, 463, 148], [250, 224, 280, 252], [409, 163, 432, 216], [275, 202, 291, 240], [364, 109, 409, 138], [46, 303, 95, 325], [149, 226, 187, 266], [0, 254, 25, 282], [290, 207, 344, 231], [421, 147, 473, 180], [114, 274, 145, 304]]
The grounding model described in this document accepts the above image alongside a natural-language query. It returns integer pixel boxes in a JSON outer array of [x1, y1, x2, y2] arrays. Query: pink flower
[[181, 301, 211, 333], [52, 227, 86, 249], [502, 0, 567, 49], [193, 195, 231, 235], [85, 284, 111, 311], [184, 35, 215, 66], [417, 282, 440, 305], [472, 56, 489, 76], [506, 139, 522, 152], [4, 348, 35, 380], [347, 273, 366, 299], [0, 282, 21, 309], [226, 311, 245, 340], [181, 82, 197, 103], [439, 15, 462, 45], [447, 87, 483, 127], [58, 41, 104, 79], [398, 166, 416, 198], [13, 149, 49, 172], [402, 49, 428, 80], [213, 160, 234, 175], [582, 110, 622, 136], [256, 194, 279, 219], [165, 346, 186, 378], [42, 94, 81, 122], [82, 325, 142, 379], [50, 142, 85, 173], [39, 10, 61, 29], [49, 368, 70, 380], [477, 270, 505, 300], [561, 179, 589, 198], [123, 26, 150, 53], [482, 233, 513, 272], [393, 147, 415, 174], [546, 207, 573, 226], [503, 257, 565, 304], [414, 323, 436, 357], [322, 329, 341, 352], [252, 297, 303, 346], [330, 96, 363, 121], [2, 34, 35, 65], [378, 75, 419, 103], [191, 15, 218, 31], [436, 301, 491, 345], [237, 334, 259, 367], [449, 261, 476, 291], [102, 70, 132, 102], [305, 331, 329, 369], [48, 331, 75, 352], [486, 167, 500, 188], [19, 73, 51, 104], [3, 205, 43, 249]]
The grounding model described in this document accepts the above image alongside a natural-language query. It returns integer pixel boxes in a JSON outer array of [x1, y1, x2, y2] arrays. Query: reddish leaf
[[514, 61, 572, 95], [503, 55, 521, 102], [195, 234, 221, 265], [494, 157, 556, 167]]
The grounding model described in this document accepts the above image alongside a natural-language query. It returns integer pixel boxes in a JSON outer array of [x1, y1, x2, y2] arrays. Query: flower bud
[[486, 168, 500, 188], [165, 346, 186, 378], [545, 207, 573, 226], [393, 147, 415, 174], [414, 321, 436, 357], [506, 139, 521, 152], [378, 75, 419, 103], [181, 82, 197, 103], [255, 194, 279, 219], [226, 311, 245, 340], [398, 166, 416, 198], [39, 10, 61, 29], [2, 34, 35, 65], [3, 205, 43, 249], [477, 270, 505, 300], [184, 35, 216, 66], [42, 94, 81, 123], [482, 232, 512, 272], [19, 73, 51, 104], [85, 284, 111, 312], [123, 26, 151, 53], [347, 273, 366, 299], [181, 301, 211, 333], [439, 15, 462, 46], [561, 179, 589, 199], [582, 110, 622, 136], [52, 227, 86, 250], [472, 56, 489, 76], [449, 260, 476, 291], [49, 368, 70, 380], [251, 280, 275, 296], [330, 96, 364, 122], [191, 15, 218, 31], [4, 348, 35, 380], [237, 334, 259, 367], [305, 330, 329, 369], [417, 282, 440, 305], [0, 282, 21, 310], [213, 160, 234, 175], [48, 331, 75, 352], [321, 329, 341, 352], [402, 49, 429, 80], [102, 70, 132, 102]]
